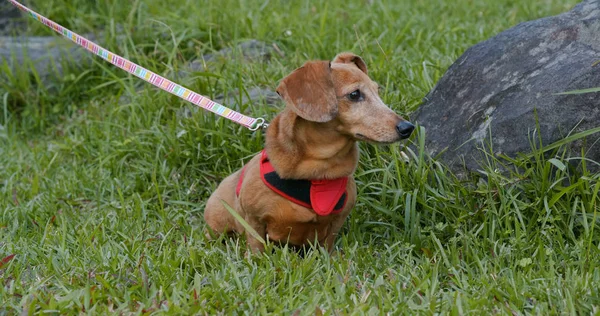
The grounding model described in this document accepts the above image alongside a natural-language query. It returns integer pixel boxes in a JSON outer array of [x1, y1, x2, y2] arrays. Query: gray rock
[[214, 87, 281, 107], [0, 5, 124, 81], [0, 1, 24, 35], [182, 39, 277, 74], [0, 35, 91, 80], [177, 87, 281, 119], [413, 0, 600, 174]]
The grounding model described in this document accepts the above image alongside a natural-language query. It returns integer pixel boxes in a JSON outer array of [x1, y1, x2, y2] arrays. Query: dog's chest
[[264, 206, 338, 245], [237, 150, 349, 216]]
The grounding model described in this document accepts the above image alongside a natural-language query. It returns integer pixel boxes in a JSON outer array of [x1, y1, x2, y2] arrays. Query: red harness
[[236, 150, 348, 216]]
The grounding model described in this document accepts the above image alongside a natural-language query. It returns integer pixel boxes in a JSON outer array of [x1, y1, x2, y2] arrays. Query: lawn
[[1, 0, 599, 314]]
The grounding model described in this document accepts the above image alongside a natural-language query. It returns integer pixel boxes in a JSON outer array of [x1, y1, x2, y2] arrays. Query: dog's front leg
[[323, 223, 340, 254], [323, 231, 337, 253], [244, 215, 267, 253], [323, 212, 353, 253]]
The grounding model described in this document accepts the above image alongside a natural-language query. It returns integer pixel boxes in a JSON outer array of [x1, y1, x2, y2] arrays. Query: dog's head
[[276, 52, 414, 143]]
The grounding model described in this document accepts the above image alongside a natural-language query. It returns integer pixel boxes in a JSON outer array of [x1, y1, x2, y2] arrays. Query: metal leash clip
[[249, 118, 269, 131]]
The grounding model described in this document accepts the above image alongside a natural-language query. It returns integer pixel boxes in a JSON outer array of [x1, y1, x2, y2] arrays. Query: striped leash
[[7, 0, 268, 131]]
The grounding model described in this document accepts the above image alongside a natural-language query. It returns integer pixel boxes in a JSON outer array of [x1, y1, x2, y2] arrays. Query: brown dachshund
[[204, 52, 414, 253]]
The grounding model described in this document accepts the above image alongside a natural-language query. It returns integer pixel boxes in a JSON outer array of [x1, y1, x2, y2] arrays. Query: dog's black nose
[[396, 121, 414, 139]]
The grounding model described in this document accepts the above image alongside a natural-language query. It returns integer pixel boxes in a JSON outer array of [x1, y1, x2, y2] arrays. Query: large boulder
[[413, 0, 600, 174]]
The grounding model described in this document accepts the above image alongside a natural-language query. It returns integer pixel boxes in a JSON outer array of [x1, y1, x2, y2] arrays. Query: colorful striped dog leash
[[7, 0, 268, 131]]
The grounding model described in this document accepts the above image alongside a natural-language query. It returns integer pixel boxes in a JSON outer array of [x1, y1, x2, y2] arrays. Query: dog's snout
[[396, 121, 415, 139]]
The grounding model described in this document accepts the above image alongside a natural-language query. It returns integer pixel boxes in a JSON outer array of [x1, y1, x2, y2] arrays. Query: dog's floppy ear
[[332, 52, 368, 75], [276, 61, 338, 123]]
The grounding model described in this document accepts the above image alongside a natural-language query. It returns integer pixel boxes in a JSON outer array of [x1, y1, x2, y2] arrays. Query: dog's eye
[[348, 90, 362, 101]]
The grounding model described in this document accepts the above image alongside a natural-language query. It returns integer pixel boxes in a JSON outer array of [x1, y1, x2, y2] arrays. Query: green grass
[[1, 0, 599, 314]]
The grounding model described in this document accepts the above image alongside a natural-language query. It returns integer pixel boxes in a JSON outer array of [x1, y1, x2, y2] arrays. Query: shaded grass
[[1, 0, 599, 314]]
